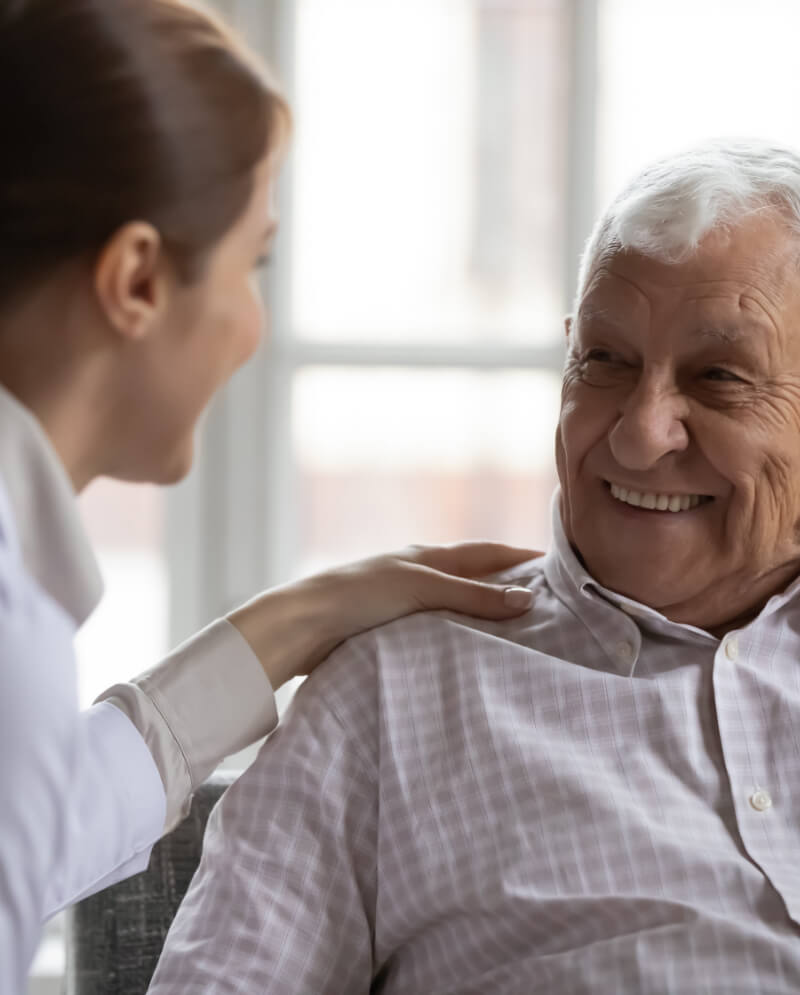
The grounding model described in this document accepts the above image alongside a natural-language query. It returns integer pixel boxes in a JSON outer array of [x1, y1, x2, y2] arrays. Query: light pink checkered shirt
[[149, 496, 800, 994]]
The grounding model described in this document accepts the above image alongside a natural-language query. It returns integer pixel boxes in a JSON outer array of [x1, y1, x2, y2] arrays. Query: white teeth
[[609, 482, 707, 512]]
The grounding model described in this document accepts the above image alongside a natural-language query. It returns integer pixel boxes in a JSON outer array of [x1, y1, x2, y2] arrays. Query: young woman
[[0, 1, 536, 988]]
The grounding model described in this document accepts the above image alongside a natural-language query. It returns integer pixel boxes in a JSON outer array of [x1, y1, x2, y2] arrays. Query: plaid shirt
[[149, 495, 800, 994]]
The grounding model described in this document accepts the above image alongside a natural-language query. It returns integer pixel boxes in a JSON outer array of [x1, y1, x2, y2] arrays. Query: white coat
[[0, 385, 277, 994]]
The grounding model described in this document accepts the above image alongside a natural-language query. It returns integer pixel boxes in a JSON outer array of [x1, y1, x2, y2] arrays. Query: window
[[596, 0, 800, 204], [292, 0, 569, 348], [167, 0, 582, 644], [223, 0, 578, 602], [284, 0, 573, 575]]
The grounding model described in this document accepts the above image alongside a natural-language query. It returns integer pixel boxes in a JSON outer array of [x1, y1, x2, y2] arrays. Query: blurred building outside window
[[288, 0, 572, 577]]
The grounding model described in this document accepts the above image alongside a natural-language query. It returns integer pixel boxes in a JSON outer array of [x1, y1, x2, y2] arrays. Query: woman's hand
[[227, 542, 543, 690]]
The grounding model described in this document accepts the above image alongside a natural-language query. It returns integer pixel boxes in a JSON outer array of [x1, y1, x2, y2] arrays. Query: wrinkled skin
[[556, 211, 800, 635]]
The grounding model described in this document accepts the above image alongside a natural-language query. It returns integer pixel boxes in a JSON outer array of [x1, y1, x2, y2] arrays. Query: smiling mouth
[[606, 481, 714, 512]]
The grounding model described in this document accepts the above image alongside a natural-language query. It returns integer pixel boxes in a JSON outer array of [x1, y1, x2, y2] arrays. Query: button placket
[[749, 789, 773, 812], [711, 630, 800, 920], [609, 626, 640, 672], [724, 635, 739, 661], [615, 641, 635, 665]]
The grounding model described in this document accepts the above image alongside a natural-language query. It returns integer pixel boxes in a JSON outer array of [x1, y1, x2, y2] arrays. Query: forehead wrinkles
[[576, 233, 800, 373], [577, 266, 652, 331], [581, 268, 785, 337], [678, 277, 793, 368]]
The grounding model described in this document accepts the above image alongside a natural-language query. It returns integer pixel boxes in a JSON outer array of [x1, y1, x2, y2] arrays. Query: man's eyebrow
[[581, 308, 762, 345], [691, 325, 760, 345]]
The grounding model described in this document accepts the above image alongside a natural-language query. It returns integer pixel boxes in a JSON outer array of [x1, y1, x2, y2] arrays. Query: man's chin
[[581, 552, 691, 612]]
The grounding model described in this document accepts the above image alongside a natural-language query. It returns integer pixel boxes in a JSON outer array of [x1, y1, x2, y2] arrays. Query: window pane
[[75, 481, 169, 706], [597, 0, 800, 205], [292, 367, 560, 574], [291, 0, 570, 345]]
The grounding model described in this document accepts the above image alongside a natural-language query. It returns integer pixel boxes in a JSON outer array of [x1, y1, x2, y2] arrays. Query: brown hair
[[0, 0, 289, 304]]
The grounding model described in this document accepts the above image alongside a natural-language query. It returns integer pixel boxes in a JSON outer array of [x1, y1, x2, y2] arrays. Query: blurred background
[[30, 0, 800, 987]]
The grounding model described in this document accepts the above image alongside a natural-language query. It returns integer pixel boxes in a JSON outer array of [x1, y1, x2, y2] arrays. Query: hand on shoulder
[[228, 542, 542, 690]]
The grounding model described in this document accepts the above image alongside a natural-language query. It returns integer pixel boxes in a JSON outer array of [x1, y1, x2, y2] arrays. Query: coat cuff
[[97, 619, 278, 832]]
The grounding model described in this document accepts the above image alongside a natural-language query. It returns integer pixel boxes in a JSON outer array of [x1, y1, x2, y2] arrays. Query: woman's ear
[[93, 222, 168, 341]]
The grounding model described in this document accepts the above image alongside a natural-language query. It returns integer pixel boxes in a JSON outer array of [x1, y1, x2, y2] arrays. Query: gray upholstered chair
[[65, 770, 236, 995]]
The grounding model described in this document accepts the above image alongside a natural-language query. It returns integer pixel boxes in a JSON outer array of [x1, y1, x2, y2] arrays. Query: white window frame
[[165, 0, 600, 643]]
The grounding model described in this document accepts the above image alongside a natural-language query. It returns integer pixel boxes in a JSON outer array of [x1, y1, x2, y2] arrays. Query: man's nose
[[608, 377, 690, 471]]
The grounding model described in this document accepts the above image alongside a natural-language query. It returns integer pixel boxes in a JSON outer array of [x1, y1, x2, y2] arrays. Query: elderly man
[[149, 139, 800, 994]]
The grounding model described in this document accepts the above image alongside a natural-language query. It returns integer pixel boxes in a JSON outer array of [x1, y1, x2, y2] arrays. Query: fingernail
[[503, 586, 533, 609]]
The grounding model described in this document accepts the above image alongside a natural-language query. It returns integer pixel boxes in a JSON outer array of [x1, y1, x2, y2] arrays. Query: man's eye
[[584, 348, 620, 364], [702, 367, 743, 383], [573, 347, 633, 387]]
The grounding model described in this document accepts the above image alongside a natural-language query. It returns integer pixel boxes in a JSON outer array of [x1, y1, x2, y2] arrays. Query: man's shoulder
[[314, 554, 553, 686], [287, 554, 569, 760]]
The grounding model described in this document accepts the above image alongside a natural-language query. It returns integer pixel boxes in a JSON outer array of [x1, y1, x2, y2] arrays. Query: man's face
[[556, 212, 800, 630]]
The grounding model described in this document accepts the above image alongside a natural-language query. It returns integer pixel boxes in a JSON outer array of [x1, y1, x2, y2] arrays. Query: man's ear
[[93, 222, 167, 342]]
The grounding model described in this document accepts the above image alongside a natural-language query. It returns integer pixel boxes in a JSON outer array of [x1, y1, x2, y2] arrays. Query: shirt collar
[[0, 384, 102, 625], [541, 489, 639, 614]]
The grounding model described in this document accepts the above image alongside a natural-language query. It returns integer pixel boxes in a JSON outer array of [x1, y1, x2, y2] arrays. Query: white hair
[[574, 138, 800, 311]]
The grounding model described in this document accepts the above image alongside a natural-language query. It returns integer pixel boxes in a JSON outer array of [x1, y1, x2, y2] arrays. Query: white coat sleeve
[[2, 568, 278, 993], [39, 702, 168, 915], [43, 620, 279, 918], [0, 540, 87, 993]]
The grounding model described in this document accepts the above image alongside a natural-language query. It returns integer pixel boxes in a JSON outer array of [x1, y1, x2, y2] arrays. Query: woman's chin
[[157, 440, 195, 484], [112, 437, 195, 486]]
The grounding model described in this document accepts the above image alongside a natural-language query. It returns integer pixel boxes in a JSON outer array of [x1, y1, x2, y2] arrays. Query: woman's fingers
[[409, 567, 535, 620], [342, 541, 544, 626], [348, 543, 542, 622], [228, 542, 545, 689]]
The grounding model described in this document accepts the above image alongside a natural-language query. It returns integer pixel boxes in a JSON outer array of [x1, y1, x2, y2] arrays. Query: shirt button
[[724, 636, 739, 661], [749, 789, 773, 812], [616, 641, 635, 665]]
